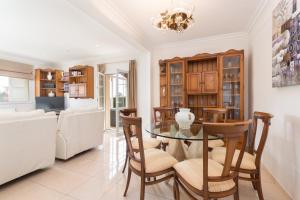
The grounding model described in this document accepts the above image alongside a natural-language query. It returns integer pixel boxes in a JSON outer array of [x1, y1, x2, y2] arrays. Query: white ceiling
[[106, 0, 264, 45], [0, 0, 138, 65], [0, 0, 265, 64]]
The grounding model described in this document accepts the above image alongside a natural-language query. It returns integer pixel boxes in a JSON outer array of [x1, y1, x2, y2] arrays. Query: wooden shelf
[[188, 106, 217, 108], [187, 92, 218, 95], [68, 66, 94, 98], [40, 79, 56, 81], [224, 94, 240, 96], [171, 95, 184, 97], [35, 69, 64, 97], [223, 67, 240, 70], [170, 84, 183, 86], [225, 107, 240, 110], [223, 80, 240, 83], [69, 75, 86, 78]]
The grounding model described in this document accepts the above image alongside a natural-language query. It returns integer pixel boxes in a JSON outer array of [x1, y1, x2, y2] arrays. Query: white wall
[[249, 0, 300, 199], [151, 32, 250, 118]]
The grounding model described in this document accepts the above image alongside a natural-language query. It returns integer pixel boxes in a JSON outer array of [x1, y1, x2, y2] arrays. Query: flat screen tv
[[35, 97, 65, 112]]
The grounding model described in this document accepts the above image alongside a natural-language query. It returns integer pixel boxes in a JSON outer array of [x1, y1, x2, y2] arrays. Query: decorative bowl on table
[[175, 108, 195, 129]]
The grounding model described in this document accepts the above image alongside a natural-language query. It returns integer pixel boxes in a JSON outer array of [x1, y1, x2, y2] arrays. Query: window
[[0, 76, 30, 102]]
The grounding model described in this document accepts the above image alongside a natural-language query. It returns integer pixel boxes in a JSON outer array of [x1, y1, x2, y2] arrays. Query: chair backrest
[[202, 120, 251, 194], [120, 114, 146, 173], [202, 108, 227, 123], [120, 108, 137, 117], [153, 107, 175, 123], [248, 111, 273, 167]]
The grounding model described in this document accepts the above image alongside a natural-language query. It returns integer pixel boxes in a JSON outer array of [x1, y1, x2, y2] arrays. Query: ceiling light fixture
[[152, 0, 195, 33]]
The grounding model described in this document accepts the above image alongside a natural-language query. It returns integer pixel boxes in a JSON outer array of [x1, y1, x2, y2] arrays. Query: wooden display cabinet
[[220, 49, 244, 120], [159, 49, 244, 121], [69, 65, 94, 98], [35, 69, 64, 97]]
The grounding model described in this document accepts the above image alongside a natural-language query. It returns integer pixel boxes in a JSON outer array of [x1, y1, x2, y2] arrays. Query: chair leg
[[256, 172, 264, 200], [173, 177, 180, 200], [122, 151, 128, 173], [250, 173, 257, 190], [140, 177, 145, 200], [234, 180, 239, 200], [123, 167, 132, 196], [161, 142, 168, 151]]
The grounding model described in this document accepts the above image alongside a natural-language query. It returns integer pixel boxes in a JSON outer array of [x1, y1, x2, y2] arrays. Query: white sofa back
[[56, 108, 104, 160], [0, 111, 57, 185]]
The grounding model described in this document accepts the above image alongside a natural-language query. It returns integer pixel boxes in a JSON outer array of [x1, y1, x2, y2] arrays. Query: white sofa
[[0, 110, 57, 185], [56, 108, 104, 160]]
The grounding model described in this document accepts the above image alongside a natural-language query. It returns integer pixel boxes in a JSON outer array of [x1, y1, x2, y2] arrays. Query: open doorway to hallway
[[98, 71, 128, 134]]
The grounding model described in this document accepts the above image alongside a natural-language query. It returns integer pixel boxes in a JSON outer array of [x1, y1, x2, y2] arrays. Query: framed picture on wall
[[272, 0, 300, 87]]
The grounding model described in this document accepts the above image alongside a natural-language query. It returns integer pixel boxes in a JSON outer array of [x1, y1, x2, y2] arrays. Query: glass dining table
[[145, 120, 223, 161], [145, 120, 222, 141]]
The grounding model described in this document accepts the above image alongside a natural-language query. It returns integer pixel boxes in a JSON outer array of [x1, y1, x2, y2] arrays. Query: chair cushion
[[130, 148, 178, 173], [174, 159, 235, 192], [158, 132, 171, 143], [132, 137, 161, 149], [208, 139, 224, 148], [211, 147, 256, 170]]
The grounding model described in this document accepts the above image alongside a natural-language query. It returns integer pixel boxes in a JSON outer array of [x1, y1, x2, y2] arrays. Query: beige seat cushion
[[130, 148, 178, 173], [132, 137, 161, 149], [158, 132, 171, 143], [174, 159, 235, 192], [211, 147, 256, 170], [208, 139, 224, 148]]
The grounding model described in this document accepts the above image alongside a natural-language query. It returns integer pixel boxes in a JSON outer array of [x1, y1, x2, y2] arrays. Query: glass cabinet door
[[168, 61, 185, 107], [222, 55, 242, 120]]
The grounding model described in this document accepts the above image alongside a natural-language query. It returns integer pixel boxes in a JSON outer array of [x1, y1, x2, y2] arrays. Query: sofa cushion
[[0, 109, 45, 121], [174, 158, 235, 192], [130, 148, 177, 173], [66, 106, 98, 113], [0, 108, 16, 113], [208, 139, 225, 148]]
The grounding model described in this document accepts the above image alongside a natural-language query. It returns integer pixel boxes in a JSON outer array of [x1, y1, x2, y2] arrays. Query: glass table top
[[145, 120, 222, 141]]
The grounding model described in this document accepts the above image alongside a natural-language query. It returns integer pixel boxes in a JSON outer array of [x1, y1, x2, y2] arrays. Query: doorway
[[104, 71, 128, 134]]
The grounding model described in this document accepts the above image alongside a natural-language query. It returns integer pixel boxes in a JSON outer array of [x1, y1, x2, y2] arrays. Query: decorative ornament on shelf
[[47, 72, 52, 80], [152, 0, 195, 33], [48, 90, 55, 97], [175, 108, 195, 129]]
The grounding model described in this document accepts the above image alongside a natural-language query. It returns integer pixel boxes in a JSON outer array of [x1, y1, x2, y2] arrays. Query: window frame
[[0, 76, 33, 105]]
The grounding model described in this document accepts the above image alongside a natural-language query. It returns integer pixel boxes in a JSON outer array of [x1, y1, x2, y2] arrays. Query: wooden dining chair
[[202, 107, 228, 148], [153, 107, 176, 123], [121, 114, 178, 200], [211, 111, 273, 200], [153, 107, 176, 150], [173, 120, 252, 200], [120, 108, 161, 173]]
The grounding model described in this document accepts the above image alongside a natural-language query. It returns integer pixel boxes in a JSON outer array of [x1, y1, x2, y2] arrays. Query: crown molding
[[154, 32, 249, 50], [245, 0, 270, 33], [0, 50, 57, 66]]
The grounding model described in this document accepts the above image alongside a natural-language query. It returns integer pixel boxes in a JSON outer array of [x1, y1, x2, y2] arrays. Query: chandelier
[[152, 1, 195, 33]]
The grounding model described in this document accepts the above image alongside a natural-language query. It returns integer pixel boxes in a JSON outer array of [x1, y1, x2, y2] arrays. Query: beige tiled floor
[[0, 133, 291, 200]]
